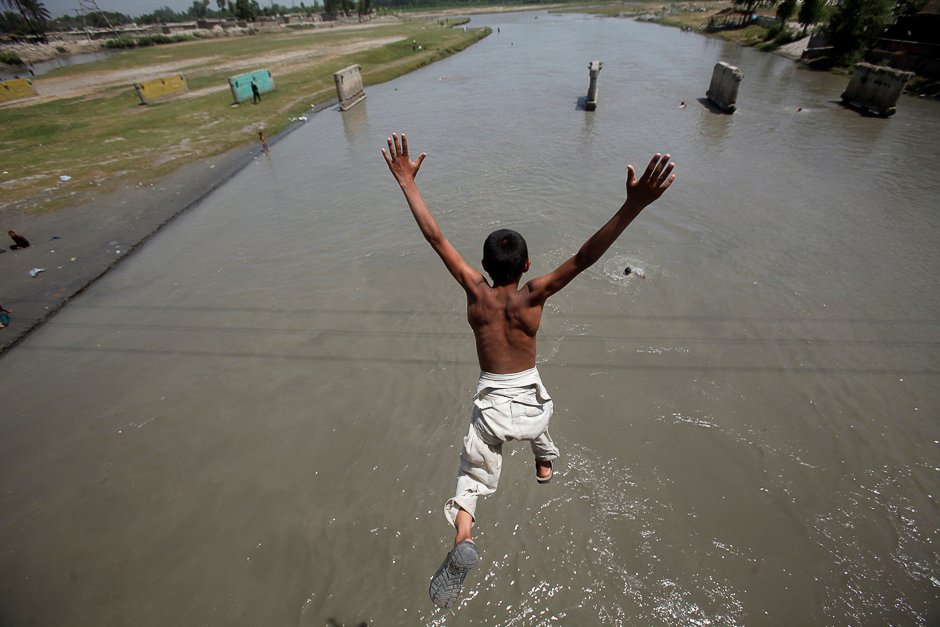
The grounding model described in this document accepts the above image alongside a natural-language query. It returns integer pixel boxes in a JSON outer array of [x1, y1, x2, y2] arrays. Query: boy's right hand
[[625, 153, 676, 209], [382, 132, 427, 187]]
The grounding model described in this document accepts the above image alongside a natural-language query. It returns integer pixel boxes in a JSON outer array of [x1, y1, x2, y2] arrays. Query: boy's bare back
[[382, 132, 676, 374], [465, 280, 541, 373]]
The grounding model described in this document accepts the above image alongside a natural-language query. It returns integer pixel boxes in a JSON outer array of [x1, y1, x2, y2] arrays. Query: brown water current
[[1, 10, 939, 626]]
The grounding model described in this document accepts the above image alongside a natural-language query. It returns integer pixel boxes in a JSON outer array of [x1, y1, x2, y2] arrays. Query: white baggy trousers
[[444, 367, 560, 527]]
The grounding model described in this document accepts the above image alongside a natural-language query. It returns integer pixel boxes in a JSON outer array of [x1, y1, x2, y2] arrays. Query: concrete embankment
[[1, 19, 492, 356], [0, 102, 333, 357]]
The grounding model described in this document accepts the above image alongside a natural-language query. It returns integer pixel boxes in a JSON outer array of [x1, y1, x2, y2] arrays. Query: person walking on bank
[[259, 130, 270, 155], [251, 80, 261, 104]]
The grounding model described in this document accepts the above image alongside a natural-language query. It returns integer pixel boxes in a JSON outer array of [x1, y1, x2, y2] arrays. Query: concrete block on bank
[[0, 78, 37, 103], [586, 60, 602, 111], [133, 74, 188, 105], [841, 62, 913, 117], [706, 61, 743, 113], [228, 69, 274, 104], [334, 64, 366, 111]]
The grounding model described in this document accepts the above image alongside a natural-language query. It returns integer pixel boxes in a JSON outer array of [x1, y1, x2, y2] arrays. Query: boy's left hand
[[382, 132, 426, 186], [625, 153, 676, 210]]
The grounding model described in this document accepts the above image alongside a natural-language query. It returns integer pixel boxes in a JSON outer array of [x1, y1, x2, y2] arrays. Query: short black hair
[[483, 229, 528, 286]]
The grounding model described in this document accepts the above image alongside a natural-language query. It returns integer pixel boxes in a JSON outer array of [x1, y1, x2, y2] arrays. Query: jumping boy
[[381, 132, 676, 608]]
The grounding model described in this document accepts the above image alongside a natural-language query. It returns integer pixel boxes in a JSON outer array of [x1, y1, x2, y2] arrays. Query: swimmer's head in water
[[483, 229, 529, 286]]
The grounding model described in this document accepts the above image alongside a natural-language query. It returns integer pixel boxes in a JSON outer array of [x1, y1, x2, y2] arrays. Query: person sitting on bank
[[0, 304, 11, 329], [382, 132, 676, 608], [8, 230, 30, 250]]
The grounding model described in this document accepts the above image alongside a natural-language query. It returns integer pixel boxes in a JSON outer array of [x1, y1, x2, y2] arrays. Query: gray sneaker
[[429, 540, 478, 608]]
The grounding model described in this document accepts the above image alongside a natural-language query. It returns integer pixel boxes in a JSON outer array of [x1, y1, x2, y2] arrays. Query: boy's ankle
[[454, 531, 473, 546], [535, 458, 552, 478]]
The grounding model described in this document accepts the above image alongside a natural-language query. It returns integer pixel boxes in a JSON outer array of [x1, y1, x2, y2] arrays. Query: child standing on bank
[[382, 132, 676, 608]]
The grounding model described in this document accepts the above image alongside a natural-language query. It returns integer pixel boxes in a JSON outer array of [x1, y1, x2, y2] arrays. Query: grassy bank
[[655, 10, 770, 47], [553, 2, 772, 46], [550, 1, 679, 17], [0, 19, 488, 215]]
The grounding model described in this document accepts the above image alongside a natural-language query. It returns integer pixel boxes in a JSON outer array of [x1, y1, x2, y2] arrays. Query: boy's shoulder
[[467, 280, 541, 317]]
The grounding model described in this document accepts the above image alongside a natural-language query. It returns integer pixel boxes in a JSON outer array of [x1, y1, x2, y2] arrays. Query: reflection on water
[[695, 99, 733, 147], [0, 10, 938, 627], [341, 99, 370, 144], [0, 50, 115, 80]]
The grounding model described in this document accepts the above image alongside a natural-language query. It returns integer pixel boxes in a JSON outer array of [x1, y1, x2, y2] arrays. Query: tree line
[[2, 0, 932, 69], [731, 0, 928, 65]]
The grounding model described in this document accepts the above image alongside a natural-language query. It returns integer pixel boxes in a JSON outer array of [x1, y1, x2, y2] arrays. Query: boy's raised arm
[[526, 153, 676, 304], [382, 132, 484, 292]]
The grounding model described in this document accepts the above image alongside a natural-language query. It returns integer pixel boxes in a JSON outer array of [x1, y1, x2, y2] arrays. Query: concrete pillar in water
[[706, 62, 743, 114], [841, 62, 913, 117], [334, 64, 366, 111], [586, 60, 603, 111]]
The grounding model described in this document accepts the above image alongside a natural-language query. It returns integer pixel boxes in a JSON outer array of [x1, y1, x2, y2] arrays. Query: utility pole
[[74, 8, 90, 40], [77, 0, 118, 35]]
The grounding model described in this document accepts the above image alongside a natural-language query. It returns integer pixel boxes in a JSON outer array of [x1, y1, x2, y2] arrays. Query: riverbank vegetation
[[101, 33, 205, 49], [0, 19, 488, 214], [2, 0, 562, 40], [0, 48, 22, 63], [552, 2, 778, 46], [558, 0, 937, 95]]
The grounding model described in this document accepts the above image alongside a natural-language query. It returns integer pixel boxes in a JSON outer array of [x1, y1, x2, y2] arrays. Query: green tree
[[826, 0, 894, 64], [732, 0, 778, 16], [0, 0, 50, 39], [233, 0, 255, 19], [141, 5, 183, 22], [895, 0, 928, 17], [797, 0, 824, 33], [0, 10, 26, 35], [87, 10, 130, 27], [189, 0, 208, 17], [776, 0, 796, 24]]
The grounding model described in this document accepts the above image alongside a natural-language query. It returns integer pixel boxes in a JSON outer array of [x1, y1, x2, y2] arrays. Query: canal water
[[1, 10, 938, 626], [0, 50, 115, 81]]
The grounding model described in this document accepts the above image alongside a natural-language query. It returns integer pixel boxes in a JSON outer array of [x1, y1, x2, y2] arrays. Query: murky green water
[[1, 11, 938, 626], [0, 51, 116, 81]]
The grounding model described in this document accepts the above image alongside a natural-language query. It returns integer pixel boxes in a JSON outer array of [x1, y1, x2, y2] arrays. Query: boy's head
[[482, 229, 529, 286]]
